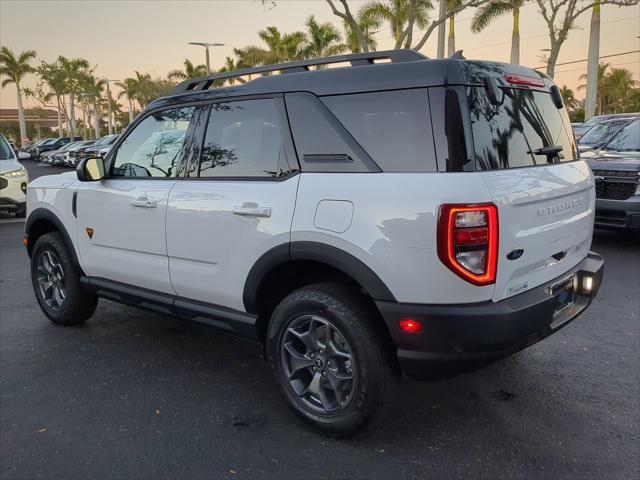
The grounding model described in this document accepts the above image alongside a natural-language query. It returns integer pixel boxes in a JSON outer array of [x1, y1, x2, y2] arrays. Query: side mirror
[[77, 157, 106, 182]]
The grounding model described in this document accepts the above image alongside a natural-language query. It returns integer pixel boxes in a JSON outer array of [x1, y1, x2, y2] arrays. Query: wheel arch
[[25, 208, 82, 272]]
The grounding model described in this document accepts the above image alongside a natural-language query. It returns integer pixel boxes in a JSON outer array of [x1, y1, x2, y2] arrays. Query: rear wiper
[[528, 145, 564, 163]]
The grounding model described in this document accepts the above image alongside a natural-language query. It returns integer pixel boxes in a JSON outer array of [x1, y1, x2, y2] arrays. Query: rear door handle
[[130, 197, 157, 208], [233, 204, 271, 218]]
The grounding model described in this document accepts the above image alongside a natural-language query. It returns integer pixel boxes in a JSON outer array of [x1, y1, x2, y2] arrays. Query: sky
[[0, 0, 639, 110]]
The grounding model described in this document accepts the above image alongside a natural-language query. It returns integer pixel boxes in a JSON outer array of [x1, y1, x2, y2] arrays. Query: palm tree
[[343, 15, 380, 53], [115, 78, 139, 124], [361, 0, 432, 49], [218, 57, 248, 85], [303, 15, 347, 59], [471, 0, 524, 65], [559, 85, 579, 111], [57, 56, 92, 137], [258, 26, 307, 63], [602, 67, 638, 113], [37, 60, 69, 137], [168, 59, 208, 81], [447, 0, 463, 57], [0, 47, 37, 145], [82, 76, 105, 139]]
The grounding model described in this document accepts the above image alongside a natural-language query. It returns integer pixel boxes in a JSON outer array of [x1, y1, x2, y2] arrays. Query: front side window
[[198, 99, 287, 178], [111, 106, 195, 178]]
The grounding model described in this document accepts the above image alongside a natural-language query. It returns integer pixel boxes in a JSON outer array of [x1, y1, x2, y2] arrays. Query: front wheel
[[30, 232, 98, 326], [267, 283, 395, 436]]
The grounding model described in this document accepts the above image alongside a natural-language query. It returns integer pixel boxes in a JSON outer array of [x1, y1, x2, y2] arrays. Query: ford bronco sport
[[25, 50, 604, 435]]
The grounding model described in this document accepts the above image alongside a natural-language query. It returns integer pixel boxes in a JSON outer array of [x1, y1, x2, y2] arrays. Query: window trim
[[184, 93, 300, 182], [104, 101, 203, 180]]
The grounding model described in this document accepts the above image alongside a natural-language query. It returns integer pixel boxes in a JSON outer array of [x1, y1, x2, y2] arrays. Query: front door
[[76, 106, 196, 294], [166, 97, 300, 311]]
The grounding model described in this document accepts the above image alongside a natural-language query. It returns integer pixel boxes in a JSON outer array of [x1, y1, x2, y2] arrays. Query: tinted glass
[[111, 106, 194, 178], [0, 136, 13, 160], [467, 87, 577, 170], [603, 119, 640, 152], [322, 89, 436, 172], [578, 119, 631, 146], [285, 92, 373, 173], [199, 99, 286, 178]]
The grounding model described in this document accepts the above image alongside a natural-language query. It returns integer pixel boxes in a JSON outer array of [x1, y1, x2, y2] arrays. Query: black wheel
[[30, 232, 98, 326], [267, 283, 395, 436]]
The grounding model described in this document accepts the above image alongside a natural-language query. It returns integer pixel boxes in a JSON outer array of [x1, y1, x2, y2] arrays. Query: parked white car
[[0, 134, 29, 217]]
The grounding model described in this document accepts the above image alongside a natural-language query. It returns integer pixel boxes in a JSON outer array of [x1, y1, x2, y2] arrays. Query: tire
[[266, 282, 396, 436], [30, 232, 98, 326]]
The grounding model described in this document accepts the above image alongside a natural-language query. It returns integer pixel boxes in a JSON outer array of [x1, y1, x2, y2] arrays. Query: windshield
[[467, 86, 576, 170], [602, 120, 640, 152], [581, 116, 603, 128], [0, 136, 14, 160], [578, 119, 631, 146], [41, 139, 56, 146]]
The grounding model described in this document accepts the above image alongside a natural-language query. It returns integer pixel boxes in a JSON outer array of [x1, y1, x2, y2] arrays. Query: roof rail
[[171, 49, 427, 95]]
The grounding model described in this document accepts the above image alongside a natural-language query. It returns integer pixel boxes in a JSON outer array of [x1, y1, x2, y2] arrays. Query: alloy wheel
[[36, 250, 66, 311], [280, 315, 356, 414]]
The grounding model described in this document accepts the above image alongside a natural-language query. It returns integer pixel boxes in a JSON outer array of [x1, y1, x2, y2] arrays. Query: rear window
[[467, 87, 577, 170], [322, 89, 437, 172]]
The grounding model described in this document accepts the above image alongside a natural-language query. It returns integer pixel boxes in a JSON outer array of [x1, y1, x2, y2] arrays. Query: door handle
[[233, 204, 272, 218], [130, 197, 157, 208]]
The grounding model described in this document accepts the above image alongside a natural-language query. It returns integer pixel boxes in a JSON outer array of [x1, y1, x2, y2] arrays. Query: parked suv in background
[[77, 134, 119, 161], [35, 136, 82, 159], [63, 140, 97, 167], [587, 118, 640, 232], [578, 116, 638, 153], [25, 51, 604, 435], [0, 134, 28, 217]]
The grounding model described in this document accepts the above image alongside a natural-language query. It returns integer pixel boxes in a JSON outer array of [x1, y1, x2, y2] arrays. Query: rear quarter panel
[[291, 172, 496, 304]]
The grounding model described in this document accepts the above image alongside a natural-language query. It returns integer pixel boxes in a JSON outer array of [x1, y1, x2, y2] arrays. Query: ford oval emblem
[[507, 248, 524, 260]]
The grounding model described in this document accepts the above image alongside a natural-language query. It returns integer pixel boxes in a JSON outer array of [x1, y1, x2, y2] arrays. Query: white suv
[[25, 51, 604, 435], [0, 134, 28, 217]]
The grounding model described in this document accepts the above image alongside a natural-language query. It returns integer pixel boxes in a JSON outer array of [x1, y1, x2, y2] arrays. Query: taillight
[[503, 73, 545, 88], [437, 204, 498, 286]]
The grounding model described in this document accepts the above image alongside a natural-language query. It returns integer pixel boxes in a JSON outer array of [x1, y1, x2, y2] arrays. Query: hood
[[28, 170, 78, 189], [0, 158, 23, 174], [587, 152, 640, 172]]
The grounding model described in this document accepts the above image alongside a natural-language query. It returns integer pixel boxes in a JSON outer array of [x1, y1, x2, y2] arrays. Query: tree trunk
[[93, 101, 100, 139], [128, 98, 134, 125], [510, 5, 520, 65], [436, 0, 447, 58], [16, 84, 27, 147], [56, 95, 63, 137], [447, 15, 456, 57], [69, 92, 76, 137], [585, 0, 600, 120], [545, 42, 561, 78]]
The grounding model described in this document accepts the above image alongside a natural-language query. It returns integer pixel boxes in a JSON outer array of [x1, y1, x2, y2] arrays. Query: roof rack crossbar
[[171, 49, 427, 95]]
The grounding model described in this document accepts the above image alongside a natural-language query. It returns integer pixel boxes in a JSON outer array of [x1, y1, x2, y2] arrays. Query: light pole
[[188, 42, 225, 74], [102, 79, 119, 135]]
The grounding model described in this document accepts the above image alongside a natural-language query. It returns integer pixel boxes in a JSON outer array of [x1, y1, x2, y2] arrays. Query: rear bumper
[[595, 196, 640, 232], [377, 252, 604, 379]]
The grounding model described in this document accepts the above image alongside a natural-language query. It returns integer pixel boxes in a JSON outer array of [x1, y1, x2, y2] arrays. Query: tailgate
[[482, 161, 595, 301]]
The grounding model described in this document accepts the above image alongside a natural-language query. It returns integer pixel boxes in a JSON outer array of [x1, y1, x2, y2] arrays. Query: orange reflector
[[86, 227, 94, 239], [22, 236, 28, 247], [398, 319, 423, 334]]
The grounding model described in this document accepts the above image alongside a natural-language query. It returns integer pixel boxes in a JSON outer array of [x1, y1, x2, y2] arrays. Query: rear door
[[166, 96, 299, 312], [464, 79, 595, 301]]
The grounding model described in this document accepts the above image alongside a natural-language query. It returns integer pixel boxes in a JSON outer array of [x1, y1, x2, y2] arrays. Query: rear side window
[[467, 86, 577, 170], [198, 99, 290, 178], [322, 89, 437, 172]]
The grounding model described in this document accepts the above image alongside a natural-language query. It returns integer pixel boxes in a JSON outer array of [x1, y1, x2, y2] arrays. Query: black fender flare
[[25, 208, 82, 271], [243, 241, 396, 314]]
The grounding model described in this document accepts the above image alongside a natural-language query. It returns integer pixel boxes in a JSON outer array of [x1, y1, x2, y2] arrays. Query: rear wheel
[[267, 283, 395, 436], [30, 232, 98, 326]]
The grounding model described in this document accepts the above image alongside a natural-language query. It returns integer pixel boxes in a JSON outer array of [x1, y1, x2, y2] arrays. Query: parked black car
[[23, 138, 56, 156], [34, 136, 82, 159], [64, 140, 97, 167], [578, 116, 638, 153], [587, 119, 640, 232], [77, 134, 119, 160]]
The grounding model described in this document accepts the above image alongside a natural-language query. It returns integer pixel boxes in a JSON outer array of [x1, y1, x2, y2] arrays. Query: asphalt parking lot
[[1, 161, 638, 480]]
